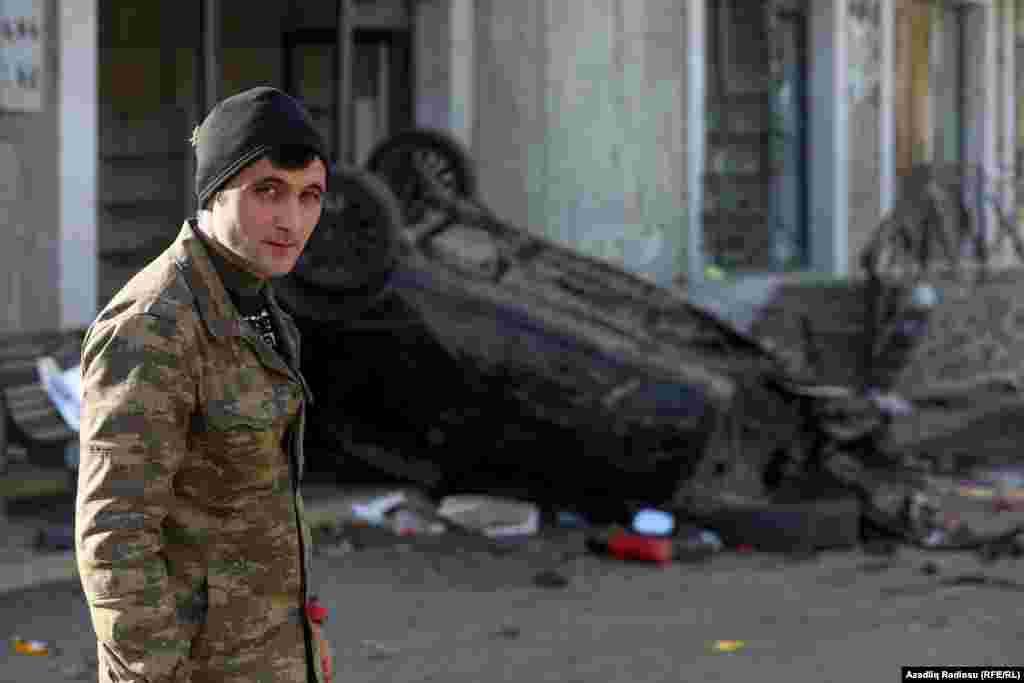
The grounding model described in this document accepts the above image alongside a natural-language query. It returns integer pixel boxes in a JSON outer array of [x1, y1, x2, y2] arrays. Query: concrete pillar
[[0, 142, 27, 333], [473, 0, 547, 232], [808, 0, 850, 276], [411, 0, 474, 152], [686, 0, 705, 285], [1001, 0, 1016, 225], [541, 0, 687, 286], [59, 0, 98, 329], [449, 0, 475, 150], [962, 2, 997, 248], [880, 0, 895, 215]]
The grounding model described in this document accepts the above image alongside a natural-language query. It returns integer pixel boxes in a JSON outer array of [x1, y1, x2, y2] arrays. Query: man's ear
[[200, 192, 222, 212]]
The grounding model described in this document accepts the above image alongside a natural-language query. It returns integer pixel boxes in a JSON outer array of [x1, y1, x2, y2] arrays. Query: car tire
[[365, 128, 479, 225], [276, 167, 404, 323]]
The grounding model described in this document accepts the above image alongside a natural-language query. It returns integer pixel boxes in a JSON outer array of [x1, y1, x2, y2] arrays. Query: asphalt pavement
[[1, 475, 1023, 683]]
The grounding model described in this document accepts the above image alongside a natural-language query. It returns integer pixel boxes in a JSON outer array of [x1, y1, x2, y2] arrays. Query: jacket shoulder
[[85, 253, 202, 358], [94, 253, 197, 325]]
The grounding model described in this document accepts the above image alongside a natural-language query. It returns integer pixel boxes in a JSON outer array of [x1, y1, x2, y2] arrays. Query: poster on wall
[[0, 0, 43, 112]]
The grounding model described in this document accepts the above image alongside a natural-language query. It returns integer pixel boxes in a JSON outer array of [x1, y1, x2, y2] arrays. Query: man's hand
[[311, 621, 334, 683]]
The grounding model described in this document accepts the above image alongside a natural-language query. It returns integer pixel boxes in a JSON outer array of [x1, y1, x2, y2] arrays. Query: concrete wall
[[473, 0, 547, 234], [1018, 0, 1024, 223], [997, 0, 1016, 240], [472, 0, 688, 286], [847, 0, 882, 273], [1018, 1, 1024, 174], [60, 0, 99, 330], [413, 0, 452, 133], [0, 0, 60, 334]]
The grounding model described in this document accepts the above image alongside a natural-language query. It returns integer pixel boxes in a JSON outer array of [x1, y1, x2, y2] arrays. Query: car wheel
[[276, 166, 404, 323], [365, 128, 479, 225]]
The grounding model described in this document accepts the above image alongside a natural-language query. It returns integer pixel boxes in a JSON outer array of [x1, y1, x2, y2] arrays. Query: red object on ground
[[735, 544, 755, 554], [992, 497, 1023, 513], [607, 530, 673, 564], [305, 598, 329, 624]]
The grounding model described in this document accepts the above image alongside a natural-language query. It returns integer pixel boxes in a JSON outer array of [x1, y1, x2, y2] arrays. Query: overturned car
[[273, 130, 1018, 548], [276, 130, 798, 503]]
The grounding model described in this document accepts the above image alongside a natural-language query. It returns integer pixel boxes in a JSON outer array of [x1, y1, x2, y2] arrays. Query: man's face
[[207, 155, 327, 278]]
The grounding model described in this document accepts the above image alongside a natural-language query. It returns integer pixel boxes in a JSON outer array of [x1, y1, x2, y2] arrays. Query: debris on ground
[[11, 636, 53, 656], [350, 491, 409, 526], [708, 640, 746, 654], [606, 530, 673, 565], [437, 496, 540, 539], [35, 356, 82, 433], [672, 526, 723, 562], [532, 569, 570, 589], [555, 510, 589, 529], [390, 507, 446, 536], [955, 467, 1024, 506], [490, 625, 522, 639], [578, 520, 721, 565], [993, 497, 1024, 513], [631, 508, 674, 536]]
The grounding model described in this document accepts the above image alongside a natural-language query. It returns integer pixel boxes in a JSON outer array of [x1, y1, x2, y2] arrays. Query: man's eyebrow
[[252, 176, 325, 192], [252, 176, 286, 187]]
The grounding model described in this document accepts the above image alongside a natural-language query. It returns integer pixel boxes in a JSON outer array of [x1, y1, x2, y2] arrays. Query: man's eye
[[256, 186, 278, 197], [303, 192, 323, 203]]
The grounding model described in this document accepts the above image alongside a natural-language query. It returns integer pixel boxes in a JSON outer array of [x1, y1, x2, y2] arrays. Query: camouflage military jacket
[[76, 221, 324, 683]]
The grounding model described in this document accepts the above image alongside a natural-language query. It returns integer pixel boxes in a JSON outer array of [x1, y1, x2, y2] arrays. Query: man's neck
[[191, 218, 268, 297]]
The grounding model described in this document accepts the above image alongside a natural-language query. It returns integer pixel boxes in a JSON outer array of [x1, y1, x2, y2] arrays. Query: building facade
[[0, 0, 1021, 334]]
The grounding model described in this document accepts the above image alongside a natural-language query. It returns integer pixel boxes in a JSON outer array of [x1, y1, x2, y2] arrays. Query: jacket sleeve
[[75, 309, 198, 683]]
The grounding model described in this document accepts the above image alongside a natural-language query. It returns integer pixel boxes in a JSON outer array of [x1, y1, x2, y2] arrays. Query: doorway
[[704, 0, 809, 273], [284, 27, 413, 165]]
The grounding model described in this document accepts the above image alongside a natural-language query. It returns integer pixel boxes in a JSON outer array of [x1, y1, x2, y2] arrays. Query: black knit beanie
[[193, 86, 328, 209]]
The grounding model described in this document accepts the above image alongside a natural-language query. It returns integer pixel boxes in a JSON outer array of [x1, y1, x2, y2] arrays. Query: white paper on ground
[[437, 495, 540, 538], [36, 357, 82, 432], [351, 491, 408, 525]]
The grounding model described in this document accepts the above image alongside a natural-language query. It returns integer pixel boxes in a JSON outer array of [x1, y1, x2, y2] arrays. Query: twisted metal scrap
[[860, 163, 1024, 284], [858, 163, 1024, 387]]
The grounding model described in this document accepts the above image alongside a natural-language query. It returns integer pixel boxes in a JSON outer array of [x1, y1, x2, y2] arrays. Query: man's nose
[[275, 196, 303, 233]]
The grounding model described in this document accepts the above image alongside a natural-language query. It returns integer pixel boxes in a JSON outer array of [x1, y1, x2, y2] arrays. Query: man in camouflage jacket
[[76, 87, 334, 683]]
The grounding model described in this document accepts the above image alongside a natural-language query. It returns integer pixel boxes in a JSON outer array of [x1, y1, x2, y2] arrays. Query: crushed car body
[[273, 132, 1022, 548]]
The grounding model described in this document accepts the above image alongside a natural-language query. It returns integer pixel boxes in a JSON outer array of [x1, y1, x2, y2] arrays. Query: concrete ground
[[1, 469, 1022, 683]]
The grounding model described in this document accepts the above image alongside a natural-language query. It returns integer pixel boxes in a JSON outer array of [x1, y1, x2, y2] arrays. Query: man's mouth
[[264, 241, 297, 248]]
